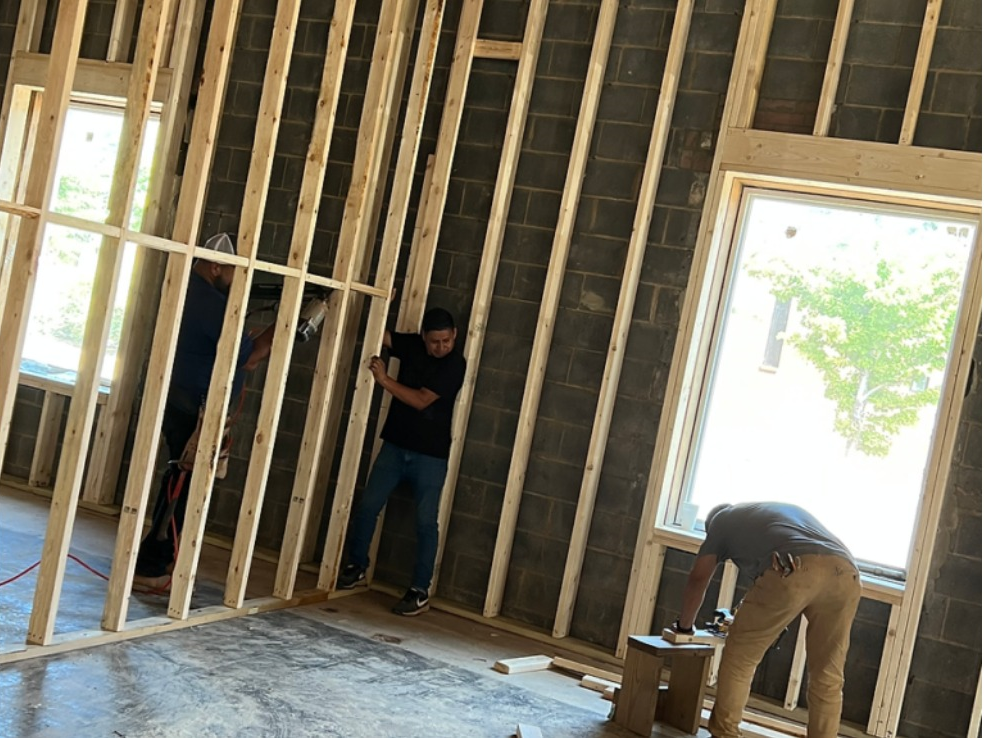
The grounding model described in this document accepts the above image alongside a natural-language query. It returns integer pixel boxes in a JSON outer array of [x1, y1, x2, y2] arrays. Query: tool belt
[[176, 405, 233, 480], [771, 551, 802, 578]]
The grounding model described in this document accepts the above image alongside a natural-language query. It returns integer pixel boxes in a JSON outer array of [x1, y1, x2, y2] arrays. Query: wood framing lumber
[[102, 0, 242, 631], [474, 39, 522, 60], [899, 0, 941, 146], [277, 0, 410, 596], [213, 0, 303, 608], [319, 0, 444, 591], [968, 668, 982, 738], [484, 0, 617, 618], [618, 0, 780, 656], [551, 656, 622, 684], [9, 52, 173, 104], [870, 240, 981, 735], [29, 392, 65, 487], [168, 0, 298, 620], [812, 0, 854, 137], [88, 0, 210, 507], [718, 129, 982, 203], [227, 0, 356, 606], [493, 654, 553, 674], [580, 674, 620, 693], [515, 725, 543, 738], [431, 0, 548, 594], [363, 154, 436, 581], [709, 561, 738, 685], [728, 0, 777, 131], [0, 0, 87, 482], [300, 0, 418, 567], [108, 0, 140, 62], [661, 627, 720, 646], [307, 0, 480, 575], [27, 0, 170, 645], [552, 0, 693, 639], [4, 589, 329, 665], [783, 616, 808, 709]]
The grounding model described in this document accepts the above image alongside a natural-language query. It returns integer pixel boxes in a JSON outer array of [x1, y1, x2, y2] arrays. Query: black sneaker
[[337, 564, 367, 589], [392, 587, 430, 616]]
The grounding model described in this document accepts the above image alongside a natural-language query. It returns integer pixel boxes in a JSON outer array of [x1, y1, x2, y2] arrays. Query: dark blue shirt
[[381, 332, 466, 459], [169, 271, 254, 410], [698, 502, 855, 579]]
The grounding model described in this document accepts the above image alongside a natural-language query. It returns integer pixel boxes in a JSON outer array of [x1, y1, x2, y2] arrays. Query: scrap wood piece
[[580, 674, 620, 693], [602, 685, 616, 701], [515, 725, 543, 738], [550, 656, 622, 684], [493, 654, 553, 674]]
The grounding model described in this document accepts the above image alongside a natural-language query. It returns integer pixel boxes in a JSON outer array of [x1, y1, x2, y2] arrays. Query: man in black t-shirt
[[672, 502, 861, 738], [337, 307, 466, 616]]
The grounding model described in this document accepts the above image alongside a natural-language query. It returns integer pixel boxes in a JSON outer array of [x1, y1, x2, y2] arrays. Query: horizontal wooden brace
[[719, 128, 982, 203], [0, 199, 40, 218], [11, 51, 173, 104], [473, 38, 522, 60]]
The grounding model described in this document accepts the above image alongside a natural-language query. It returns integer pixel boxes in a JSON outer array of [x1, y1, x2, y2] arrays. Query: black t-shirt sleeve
[[388, 331, 414, 360]]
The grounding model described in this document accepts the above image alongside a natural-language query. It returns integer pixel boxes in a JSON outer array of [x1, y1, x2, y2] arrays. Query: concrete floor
[[0, 483, 710, 738]]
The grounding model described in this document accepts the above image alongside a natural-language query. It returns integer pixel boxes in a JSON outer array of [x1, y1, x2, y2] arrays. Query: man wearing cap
[[336, 307, 466, 616], [134, 233, 274, 581], [672, 502, 861, 738]]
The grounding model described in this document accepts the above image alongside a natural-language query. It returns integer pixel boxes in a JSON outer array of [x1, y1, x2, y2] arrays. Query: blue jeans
[[347, 441, 448, 592]]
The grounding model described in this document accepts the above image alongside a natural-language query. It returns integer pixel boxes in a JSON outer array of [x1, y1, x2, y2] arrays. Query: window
[[19, 102, 159, 383], [673, 189, 977, 577]]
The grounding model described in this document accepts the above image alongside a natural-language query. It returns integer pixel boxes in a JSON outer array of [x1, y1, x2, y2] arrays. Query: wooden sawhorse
[[613, 635, 716, 736]]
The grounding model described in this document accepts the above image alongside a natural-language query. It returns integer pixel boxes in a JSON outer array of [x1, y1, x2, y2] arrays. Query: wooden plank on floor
[[551, 656, 622, 684], [493, 654, 553, 674]]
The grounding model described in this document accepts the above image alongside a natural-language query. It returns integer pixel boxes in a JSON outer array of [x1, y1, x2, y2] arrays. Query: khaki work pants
[[708, 555, 861, 738]]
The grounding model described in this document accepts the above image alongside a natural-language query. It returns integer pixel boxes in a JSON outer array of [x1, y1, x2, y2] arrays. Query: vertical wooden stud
[[899, 0, 941, 146], [224, 0, 358, 608], [274, 0, 414, 597], [552, 0, 694, 639], [102, 0, 244, 630], [813, 0, 855, 137], [166, 0, 301, 620], [430, 0, 549, 595], [484, 0, 618, 619], [27, 0, 171, 645]]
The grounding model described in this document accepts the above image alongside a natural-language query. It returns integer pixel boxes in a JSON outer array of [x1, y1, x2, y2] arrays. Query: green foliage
[[749, 257, 960, 456]]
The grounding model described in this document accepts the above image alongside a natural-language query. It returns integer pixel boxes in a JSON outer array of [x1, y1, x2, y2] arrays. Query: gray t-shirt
[[697, 502, 855, 579]]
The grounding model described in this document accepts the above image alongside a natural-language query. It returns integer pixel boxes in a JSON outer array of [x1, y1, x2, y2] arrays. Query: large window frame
[[650, 173, 981, 591]]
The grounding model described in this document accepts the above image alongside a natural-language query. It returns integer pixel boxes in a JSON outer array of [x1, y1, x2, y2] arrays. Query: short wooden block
[[580, 674, 620, 693], [494, 654, 553, 674], [516, 724, 543, 738]]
